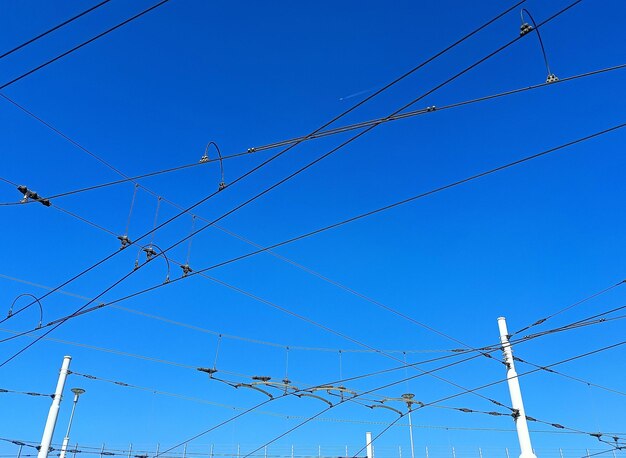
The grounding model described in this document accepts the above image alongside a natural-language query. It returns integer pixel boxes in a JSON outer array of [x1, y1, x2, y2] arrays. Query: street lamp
[[58, 388, 85, 458]]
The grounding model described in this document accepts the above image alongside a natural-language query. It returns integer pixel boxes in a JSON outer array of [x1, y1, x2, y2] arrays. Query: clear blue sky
[[1, 0, 625, 456]]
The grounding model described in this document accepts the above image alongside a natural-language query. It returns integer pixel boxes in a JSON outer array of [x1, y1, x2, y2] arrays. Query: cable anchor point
[[117, 235, 132, 250], [16, 185, 51, 206], [546, 73, 559, 84], [520, 22, 533, 36], [143, 246, 157, 260], [180, 264, 193, 277]]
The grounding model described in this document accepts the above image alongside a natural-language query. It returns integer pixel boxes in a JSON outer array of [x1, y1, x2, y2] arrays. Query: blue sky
[[1, 0, 625, 456]]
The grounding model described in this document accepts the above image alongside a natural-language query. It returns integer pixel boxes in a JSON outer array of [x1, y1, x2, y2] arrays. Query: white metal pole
[[38, 355, 72, 458], [366, 432, 374, 458], [498, 317, 537, 458], [407, 410, 415, 458]]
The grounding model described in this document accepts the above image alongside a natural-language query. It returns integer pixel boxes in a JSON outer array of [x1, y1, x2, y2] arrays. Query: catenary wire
[[4, 120, 622, 359], [156, 351, 485, 458], [0, 0, 524, 325], [0, 387, 53, 398], [0, 0, 112, 60], [0, 0, 173, 91], [235, 336, 626, 458], [5, 294, 622, 451], [0, 0, 539, 364], [1, 61, 623, 205], [185, 334, 626, 458]]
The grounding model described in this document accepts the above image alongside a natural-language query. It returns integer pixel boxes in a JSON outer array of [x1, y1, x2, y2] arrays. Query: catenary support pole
[[498, 317, 537, 458], [38, 355, 72, 458], [366, 432, 373, 458]]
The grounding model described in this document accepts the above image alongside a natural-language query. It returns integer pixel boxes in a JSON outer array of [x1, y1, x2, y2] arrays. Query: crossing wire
[[511, 279, 626, 336], [514, 356, 626, 397], [0, 273, 454, 354], [1, 62, 624, 206], [4, 120, 624, 363], [0, 0, 533, 364], [160, 331, 626, 458], [235, 337, 626, 458]]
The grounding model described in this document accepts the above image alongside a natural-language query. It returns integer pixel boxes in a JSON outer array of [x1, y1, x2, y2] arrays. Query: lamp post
[[58, 388, 85, 458]]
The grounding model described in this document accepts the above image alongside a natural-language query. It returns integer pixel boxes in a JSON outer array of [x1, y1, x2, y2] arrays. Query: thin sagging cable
[[0, 0, 112, 60], [0, 0, 173, 91], [0, 273, 454, 354], [0, 0, 524, 328], [0, 0, 539, 363], [0, 325, 492, 390], [3, 61, 623, 205], [171, 264, 510, 410]]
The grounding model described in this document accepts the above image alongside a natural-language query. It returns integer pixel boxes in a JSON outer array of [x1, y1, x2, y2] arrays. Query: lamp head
[[71, 388, 85, 396]]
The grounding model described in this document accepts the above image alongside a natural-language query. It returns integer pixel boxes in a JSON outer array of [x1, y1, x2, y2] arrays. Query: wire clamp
[[143, 246, 157, 260], [247, 147, 256, 153], [426, 105, 436, 112], [180, 264, 193, 277], [546, 73, 559, 84], [16, 185, 51, 206], [218, 181, 226, 191], [117, 235, 132, 249], [199, 154, 209, 163], [520, 23, 533, 36]]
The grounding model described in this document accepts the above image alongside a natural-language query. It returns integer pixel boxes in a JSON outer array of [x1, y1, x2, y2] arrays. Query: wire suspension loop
[[200, 142, 225, 191], [7, 294, 43, 328], [520, 8, 558, 82], [133, 244, 171, 283]]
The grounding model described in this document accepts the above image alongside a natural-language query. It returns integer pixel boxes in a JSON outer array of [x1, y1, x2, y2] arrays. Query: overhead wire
[[19, 119, 618, 337], [511, 279, 626, 336], [0, 387, 53, 398], [0, 0, 536, 364], [4, 120, 624, 366], [0, 0, 112, 61], [155, 351, 486, 458], [5, 297, 622, 451], [514, 356, 626, 398], [0, 273, 455, 353], [0, 0, 174, 91], [0, 0, 526, 323], [234, 335, 626, 458], [0, 62, 623, 206]]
